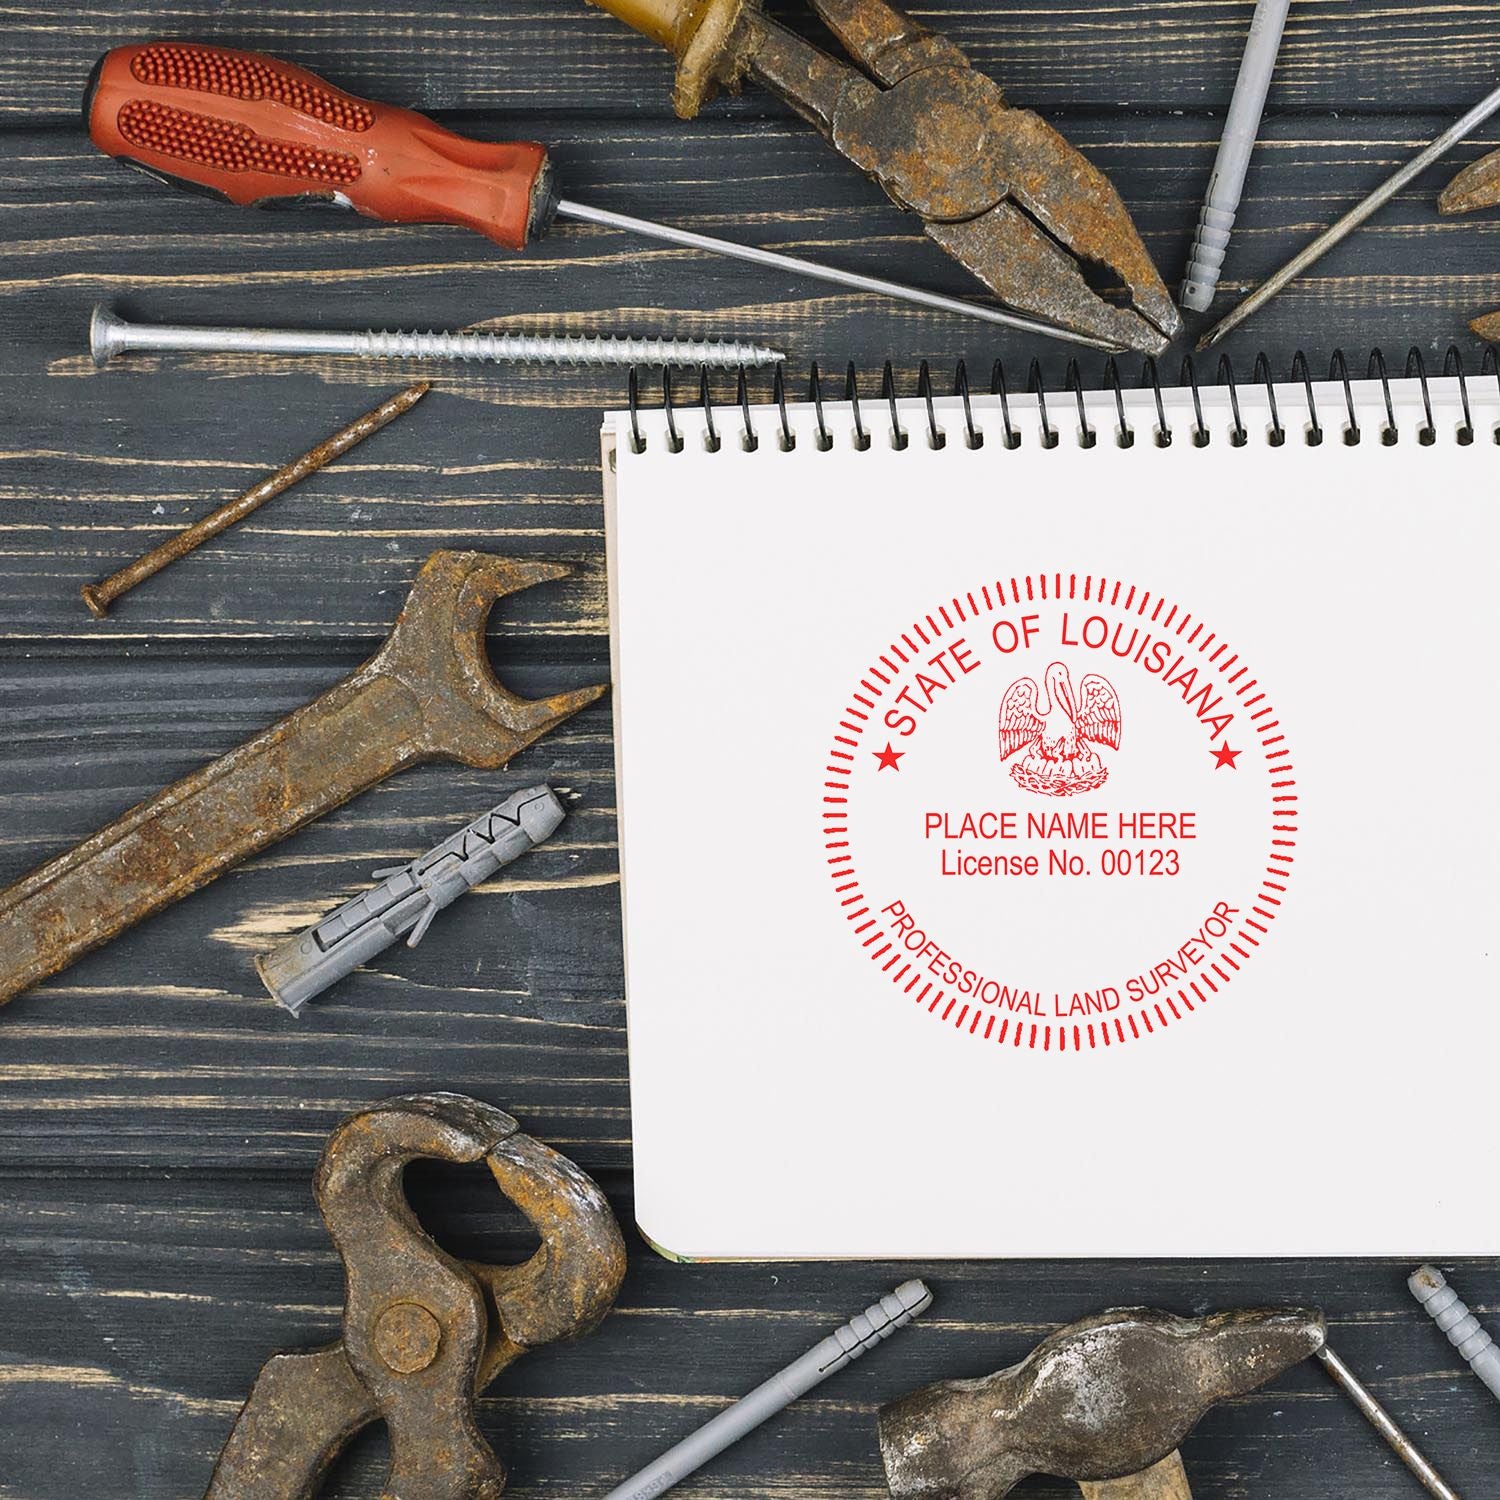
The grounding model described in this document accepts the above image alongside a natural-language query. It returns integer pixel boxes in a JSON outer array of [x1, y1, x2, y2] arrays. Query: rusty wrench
[[0, 552, 604, 1007], [205, 1092, 627, 1498]]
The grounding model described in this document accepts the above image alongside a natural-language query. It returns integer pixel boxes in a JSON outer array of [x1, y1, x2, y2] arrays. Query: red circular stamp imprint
[[824, 573, 1297, 1054]]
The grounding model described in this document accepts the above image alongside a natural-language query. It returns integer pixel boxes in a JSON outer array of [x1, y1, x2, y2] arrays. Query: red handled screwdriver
[[84, 41, 1113, 348]]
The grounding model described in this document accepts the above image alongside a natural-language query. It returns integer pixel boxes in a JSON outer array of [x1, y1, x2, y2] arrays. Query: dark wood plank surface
[[1, 1, 1498, 1496]]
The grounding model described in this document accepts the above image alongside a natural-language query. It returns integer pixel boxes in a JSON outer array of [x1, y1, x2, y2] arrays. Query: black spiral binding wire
[[626, 347, 1497, 451]]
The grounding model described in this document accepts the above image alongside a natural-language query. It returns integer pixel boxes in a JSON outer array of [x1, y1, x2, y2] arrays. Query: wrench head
[[378, 551, 608, 769]]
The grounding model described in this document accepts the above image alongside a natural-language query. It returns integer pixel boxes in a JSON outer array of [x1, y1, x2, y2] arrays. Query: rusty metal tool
[[205, 1092, 627, 1499], [1198, 79, 1500, 349], [85, 42, 1096, 348], [879, 1307, 1322, 1499], [0, 551, 603, 1008], [1440, 147, 1500, 221], [585, 0, 1181, 354], [81, 382, 430, 618], [878, 1305, 1460, 1499], [1439, 151, 1500, 338]]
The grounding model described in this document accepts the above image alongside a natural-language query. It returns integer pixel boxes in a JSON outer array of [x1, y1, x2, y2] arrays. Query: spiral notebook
[[602, 357, 1500, 1260]]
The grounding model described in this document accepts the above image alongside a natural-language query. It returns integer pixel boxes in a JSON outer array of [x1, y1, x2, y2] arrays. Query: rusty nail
[[80, 381, 430, 618]]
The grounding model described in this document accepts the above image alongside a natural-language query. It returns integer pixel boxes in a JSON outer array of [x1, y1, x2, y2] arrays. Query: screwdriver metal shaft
[[556, 200, 1122, 351]]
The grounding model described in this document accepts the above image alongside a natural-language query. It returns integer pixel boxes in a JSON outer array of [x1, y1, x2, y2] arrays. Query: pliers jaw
[[919, 120, 1184, 356], [593, 0, 1180, 352]]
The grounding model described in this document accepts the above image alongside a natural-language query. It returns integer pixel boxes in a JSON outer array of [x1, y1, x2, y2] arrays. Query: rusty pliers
[[205, 1094, 627, 1500], [587, 0, 1181, 353]]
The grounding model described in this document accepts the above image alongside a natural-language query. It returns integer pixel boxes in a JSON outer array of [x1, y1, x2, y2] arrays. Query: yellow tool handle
[[589, 0, 695, 50], [588, 0, 751, 114], [588, 0, 734, 52]]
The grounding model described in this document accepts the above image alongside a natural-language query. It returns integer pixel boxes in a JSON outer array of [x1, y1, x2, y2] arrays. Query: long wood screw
[[89, 305, 784, 369], [80, 382, 429, 618]]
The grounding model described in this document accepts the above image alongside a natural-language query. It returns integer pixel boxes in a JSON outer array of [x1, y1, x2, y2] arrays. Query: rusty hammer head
[[878, 1307, 1326, 1500]]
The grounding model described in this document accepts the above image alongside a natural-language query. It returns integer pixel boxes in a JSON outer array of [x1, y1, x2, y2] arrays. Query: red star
[[874, 742, 905, 772], [1211, 743, 1242, 770]]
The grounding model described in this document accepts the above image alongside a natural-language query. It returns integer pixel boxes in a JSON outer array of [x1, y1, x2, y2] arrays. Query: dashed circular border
[[822, 572, 1297, 1053]]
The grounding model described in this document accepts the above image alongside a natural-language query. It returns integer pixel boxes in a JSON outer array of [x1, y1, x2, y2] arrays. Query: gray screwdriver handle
[[601, 1280, 933, 1500]]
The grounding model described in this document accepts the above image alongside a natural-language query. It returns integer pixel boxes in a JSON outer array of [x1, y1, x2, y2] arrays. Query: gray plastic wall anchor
[[1181, 205, 1238, 313], [1409, 1264, 1500, 1403], [1180, 0, 1292, 312], [600, 1281, 933, 1500], [257, 784, 566, 1015]]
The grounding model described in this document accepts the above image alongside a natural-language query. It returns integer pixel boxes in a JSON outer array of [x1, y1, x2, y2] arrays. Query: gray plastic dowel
[[1180, 0, 1293, 312], [1410, 1264, 1500, 1403], [256, 784, 565, 1015], [601, 1280, 933, 1500]]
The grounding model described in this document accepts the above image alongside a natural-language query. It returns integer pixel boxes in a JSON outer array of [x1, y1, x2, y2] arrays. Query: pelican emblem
[[999, 662, 1122, 797]]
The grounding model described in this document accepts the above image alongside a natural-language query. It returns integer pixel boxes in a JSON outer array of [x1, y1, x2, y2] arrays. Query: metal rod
[[1315, 1345, 1463, 1500], [557, 199, 1122, 353], [1198, 79, 1500, 349], [80, 382, 430, 618], [88, 305, 784, 369]]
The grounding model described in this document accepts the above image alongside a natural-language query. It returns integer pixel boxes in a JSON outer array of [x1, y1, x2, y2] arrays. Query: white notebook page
[[604, 373, 1499, 1259]]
